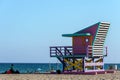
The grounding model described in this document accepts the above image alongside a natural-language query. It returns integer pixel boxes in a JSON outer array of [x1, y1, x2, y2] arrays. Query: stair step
[[99, 28, 108, 30], [100, 23, 109, 25], [93, 46, 104, 48], [94, 42, 104, 43], [99, 29, 109, 31], [95, 39, 106, 41], [93, 47, 103, 49], [94, 43, 104, 44], [93, 48, 103, 50], [94, 44, 104, 46], [99, 30, 108, 32], [100, 24, 110, 26], [96, 38, 105, 41], [99, 27, 109, 29], [95, 38, 105, 41], [100, 23, 110, 25], [101, 22, 110, 24], [98, 30, 108, 32], [100, 25, 110, 27], [97, 33, 107, 35], [94, 45, 104, 47], [94, 42, 104, 44], [93, 47, 103, 48], [95, 39, 105, 41], [93, 52, 103, 54], [94, 45, 104, 46], [98, 31, 108, 33], [93, 55, 103, 57], [94, 45, 103, 46], [93, 50, 103, 52], [93, 51, 103, 53], [99, 26, 109, 29], [93, 52, 103, 53], [95, 41, 105, 44], [96, 36, 105, 38], [96, 35, 106, 38], [96, 37, 106, 39], [97, 34, 107, 36], [97, 33, 107, 36], [93, 53, 103, 55], [94, 42, 104, 46], [95, 38, 106, 40], [93, 46, 103, 48]]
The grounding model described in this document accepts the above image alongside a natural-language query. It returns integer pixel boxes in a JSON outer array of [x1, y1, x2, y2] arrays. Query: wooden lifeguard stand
[[50, 22, 110, 73]]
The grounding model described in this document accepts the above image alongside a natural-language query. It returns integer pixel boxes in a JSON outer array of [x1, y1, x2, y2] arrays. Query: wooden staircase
[[93, 22, 110, 57]]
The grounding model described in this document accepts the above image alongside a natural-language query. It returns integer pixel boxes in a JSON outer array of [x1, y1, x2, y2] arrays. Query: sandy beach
[[0, 71, 119, 80]]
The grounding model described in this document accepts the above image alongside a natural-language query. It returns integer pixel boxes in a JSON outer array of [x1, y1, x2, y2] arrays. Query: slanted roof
[[62, 22, 110, 47], [62, 22, 100, 38]]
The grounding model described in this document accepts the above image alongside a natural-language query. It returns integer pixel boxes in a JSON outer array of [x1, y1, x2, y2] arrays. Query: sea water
[[0, 63, 119, 73], [0, 63, 62, 73]]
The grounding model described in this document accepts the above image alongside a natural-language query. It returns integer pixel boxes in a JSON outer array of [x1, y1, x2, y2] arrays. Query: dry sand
[[0, 71, 120, 80]]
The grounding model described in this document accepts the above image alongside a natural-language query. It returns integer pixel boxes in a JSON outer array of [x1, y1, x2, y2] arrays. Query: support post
[[93, 58, 95, 71], [83, 57, 85, 72], [72, 58, 74, 70]]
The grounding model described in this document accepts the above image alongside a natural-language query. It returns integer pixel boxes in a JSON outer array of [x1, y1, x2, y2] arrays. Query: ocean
[[0, 63, 119, 74]]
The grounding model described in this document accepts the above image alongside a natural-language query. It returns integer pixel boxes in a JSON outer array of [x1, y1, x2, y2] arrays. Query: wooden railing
[[50, 46, 73, 57], [86, 45, 108, 57], [50, 45, 108, 57]]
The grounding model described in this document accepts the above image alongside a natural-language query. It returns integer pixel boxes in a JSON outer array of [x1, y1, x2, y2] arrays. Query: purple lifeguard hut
[[50, 22, 112, 74]]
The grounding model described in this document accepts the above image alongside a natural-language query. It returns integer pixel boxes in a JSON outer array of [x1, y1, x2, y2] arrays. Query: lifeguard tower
[[50, 22, 112, 74]]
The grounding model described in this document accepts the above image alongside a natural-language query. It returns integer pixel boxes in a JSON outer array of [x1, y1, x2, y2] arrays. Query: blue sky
[[0, 0, 120, 63]]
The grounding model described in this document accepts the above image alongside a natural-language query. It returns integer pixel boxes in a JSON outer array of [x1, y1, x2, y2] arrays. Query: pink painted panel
[[73, 36, 92, 55], [75, 23, 99, 42], [73, 37, 86, 54]]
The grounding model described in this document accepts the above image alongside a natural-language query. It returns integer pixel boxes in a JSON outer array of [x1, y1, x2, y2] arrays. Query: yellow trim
[[64, 59, 83, 70], [95, 58, 103, 62]]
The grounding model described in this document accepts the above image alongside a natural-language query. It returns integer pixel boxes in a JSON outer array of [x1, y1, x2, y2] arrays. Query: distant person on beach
[[5, 64, 20, 74], [5, 64, 15, 74], [10, 64, 14, 72]]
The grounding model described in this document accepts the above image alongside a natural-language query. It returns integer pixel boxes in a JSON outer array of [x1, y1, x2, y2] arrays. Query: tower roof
[[62, 22, 110, 48], [62, 22, 100, 38]]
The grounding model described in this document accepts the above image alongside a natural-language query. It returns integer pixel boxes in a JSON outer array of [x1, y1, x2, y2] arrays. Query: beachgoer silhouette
[[10, 64, 15, 73]]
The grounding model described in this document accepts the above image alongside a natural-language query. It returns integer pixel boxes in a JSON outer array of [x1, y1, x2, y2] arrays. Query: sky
[[0, 0, 120, 63]]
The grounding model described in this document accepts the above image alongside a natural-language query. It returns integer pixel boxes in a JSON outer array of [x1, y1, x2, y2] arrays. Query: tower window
[[85, 38, 89, 42]]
